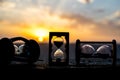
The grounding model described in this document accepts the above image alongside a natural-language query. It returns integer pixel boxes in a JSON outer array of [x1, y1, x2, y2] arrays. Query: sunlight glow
[[35, 29, 47, 37], [38, 37, 44, 42], [34, 28, 49, 42]]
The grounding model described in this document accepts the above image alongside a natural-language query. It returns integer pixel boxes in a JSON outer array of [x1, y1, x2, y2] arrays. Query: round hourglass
[[49, 32, 69, 66]]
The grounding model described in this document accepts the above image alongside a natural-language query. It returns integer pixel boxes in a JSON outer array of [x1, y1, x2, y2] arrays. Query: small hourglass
[[49, 32, 69, 66]]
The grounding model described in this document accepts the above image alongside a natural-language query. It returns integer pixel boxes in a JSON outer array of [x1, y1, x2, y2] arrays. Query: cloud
[[92, 17, 120, 41], [106, 11, 120, 20], [102, 11, 120, 26], [60, 13, 95, 27], [0, 0, 120, 42], [0, 0, 16, 9], [0, 5, 72, 29], [77, 0, 94, 4], [114, 11, 120, 19], [98, 11, 120, 41], [0, 6, 49, 24], [94, 9, 105, 13], [0, 0, 3, 3], [59, 12, 120, 41], [0, 4, 97, 41], [0, 0, 3, 2], [1, 4, 119, 41], [97, 25, 120, 41]]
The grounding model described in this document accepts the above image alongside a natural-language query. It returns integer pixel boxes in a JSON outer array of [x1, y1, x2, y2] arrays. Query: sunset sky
[[0, 0, 120, 43]]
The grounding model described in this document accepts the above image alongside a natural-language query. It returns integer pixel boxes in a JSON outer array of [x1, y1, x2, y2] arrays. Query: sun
[[38, 37, 44, 42], [34, 29, 49, 42], [26, 27, 49, 42]]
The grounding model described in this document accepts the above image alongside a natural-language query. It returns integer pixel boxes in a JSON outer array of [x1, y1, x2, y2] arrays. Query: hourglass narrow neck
[[54, 41, 63, 48]]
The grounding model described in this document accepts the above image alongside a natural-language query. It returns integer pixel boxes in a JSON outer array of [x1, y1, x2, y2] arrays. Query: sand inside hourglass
[[53, 37, 65, 62]]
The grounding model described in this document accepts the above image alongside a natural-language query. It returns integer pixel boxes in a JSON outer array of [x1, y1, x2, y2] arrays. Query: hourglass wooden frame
[[49, 32, 69, 66], [75, 39, 117, 67]]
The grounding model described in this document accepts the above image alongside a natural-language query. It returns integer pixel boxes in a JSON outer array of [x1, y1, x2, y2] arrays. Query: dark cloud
[[58, 12, 120, 41], [94, 9, 105, 13], [0, 0, 3, 2], [0, 0, 3, 5], [78, 0, 93, 4], [60, 13, 95, 27], [92, 20, 120, 40]]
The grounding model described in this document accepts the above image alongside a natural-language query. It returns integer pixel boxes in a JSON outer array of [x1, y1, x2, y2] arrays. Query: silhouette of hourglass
[[49, 32, 69, 66]]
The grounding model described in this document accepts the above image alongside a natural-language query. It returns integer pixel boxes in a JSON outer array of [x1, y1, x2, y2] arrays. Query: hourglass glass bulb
[[54, 49, 64, 59], [53, 37, 64, 48]]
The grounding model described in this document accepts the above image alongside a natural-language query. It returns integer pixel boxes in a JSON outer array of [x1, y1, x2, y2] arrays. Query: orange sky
[[0, 0, 120, 43]]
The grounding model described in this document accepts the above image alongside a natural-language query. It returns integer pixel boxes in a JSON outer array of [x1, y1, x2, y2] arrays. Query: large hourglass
[[49, 32, 69, 66]]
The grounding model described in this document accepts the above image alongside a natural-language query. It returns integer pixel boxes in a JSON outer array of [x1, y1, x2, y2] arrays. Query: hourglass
[[49, 32, 69, 66], [75, 39, 117, 67]]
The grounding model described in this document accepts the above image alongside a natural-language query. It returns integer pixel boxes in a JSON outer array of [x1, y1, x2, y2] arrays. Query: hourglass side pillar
[[65, 33, 69, 66], [49, 34, 52, 66], [75, 39, 81, 66]]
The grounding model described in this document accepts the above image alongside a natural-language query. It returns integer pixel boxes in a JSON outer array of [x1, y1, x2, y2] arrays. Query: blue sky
[[0, 0, 120, 43]]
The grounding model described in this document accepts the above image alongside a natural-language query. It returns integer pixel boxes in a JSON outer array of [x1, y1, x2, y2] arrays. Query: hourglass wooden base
[[49, 32, 69, 66]]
